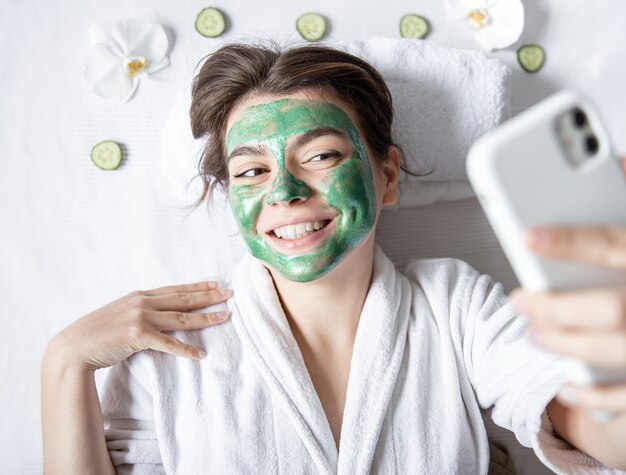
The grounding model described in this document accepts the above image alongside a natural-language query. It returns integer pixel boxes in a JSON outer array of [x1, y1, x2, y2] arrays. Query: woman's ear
[[382, 146, 401, 206]]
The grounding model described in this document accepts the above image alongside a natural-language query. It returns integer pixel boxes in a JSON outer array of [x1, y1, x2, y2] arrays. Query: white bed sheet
[[1, 1, 625, 473]]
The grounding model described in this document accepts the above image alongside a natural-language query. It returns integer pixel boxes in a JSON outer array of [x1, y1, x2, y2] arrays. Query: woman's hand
[[44, 280, 232, 372], [41, 280, 231, 473], [509, 226, 626, 414]]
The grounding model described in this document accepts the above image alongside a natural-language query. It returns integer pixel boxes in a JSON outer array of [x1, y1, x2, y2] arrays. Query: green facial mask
[[226, 98, 377, 282]]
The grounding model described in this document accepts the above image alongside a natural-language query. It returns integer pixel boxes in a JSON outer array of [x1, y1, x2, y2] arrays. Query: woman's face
[[224, 91, 389, 282]]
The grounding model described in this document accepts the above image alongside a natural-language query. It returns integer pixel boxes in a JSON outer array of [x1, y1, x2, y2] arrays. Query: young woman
[[41, 41, 626, 474]]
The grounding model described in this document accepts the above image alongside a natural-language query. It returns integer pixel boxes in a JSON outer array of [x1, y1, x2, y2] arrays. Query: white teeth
[[272, 220, 329, 240]]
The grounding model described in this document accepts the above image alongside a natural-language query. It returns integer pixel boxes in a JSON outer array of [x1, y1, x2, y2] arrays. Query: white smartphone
[[466, 90, 626, 392]]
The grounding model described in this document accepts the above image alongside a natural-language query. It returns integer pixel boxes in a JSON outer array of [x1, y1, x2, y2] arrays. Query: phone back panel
[[467, 91, 626, 291]]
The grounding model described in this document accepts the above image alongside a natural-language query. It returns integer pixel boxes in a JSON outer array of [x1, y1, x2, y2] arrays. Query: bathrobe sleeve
[[448, 259, 622, 474], [98, 351, 165, 474]]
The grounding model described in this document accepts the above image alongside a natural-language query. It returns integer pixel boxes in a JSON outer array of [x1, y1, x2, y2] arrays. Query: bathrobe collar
[[227, 244, 412, 474]]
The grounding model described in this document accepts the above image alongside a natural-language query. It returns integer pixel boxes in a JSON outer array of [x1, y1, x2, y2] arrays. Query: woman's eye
[[233, 168, 267, 179], [306, 151, 342, 163]]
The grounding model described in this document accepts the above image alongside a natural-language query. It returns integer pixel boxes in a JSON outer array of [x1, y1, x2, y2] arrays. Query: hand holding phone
[[466, 90, 626, 419], [512, 225, 626, 420]]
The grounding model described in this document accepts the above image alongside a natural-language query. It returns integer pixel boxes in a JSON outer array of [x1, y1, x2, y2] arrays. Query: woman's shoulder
[[399, 255, 506, 310], [401, 256, 487, 286]]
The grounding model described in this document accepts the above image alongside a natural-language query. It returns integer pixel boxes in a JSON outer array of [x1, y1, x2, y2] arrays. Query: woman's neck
[[269, 237, 376, 355]]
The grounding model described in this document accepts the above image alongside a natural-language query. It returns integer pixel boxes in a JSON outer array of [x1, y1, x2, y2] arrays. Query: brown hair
[[189, 38, 431, 210]]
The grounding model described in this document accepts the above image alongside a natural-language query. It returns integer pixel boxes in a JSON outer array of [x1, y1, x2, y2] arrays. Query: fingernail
[[206, 281, 218, 289], [513, 296, 528, 314], [219, 289, 232, 297], [197, 350, 207, 359], [557, 386, 577, 406], [529, 229, 551, 252], [216, 311, 229, 320], [527, 327, 542, 345]]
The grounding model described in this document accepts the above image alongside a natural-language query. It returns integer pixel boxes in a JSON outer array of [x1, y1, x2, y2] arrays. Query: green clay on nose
[[227, 98, 377, 282], [267, 169, 311, 205]]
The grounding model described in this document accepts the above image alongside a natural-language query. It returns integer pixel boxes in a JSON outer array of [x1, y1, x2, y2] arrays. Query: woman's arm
[[548, 398, 626, 470], [41, 343, 115, 474], [512, 224, 626, 470], [40, 280, 232, 474]]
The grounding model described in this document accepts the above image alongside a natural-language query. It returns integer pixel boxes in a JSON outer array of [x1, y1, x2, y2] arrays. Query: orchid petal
[[84, 44, 135, 101], [145, 56, 170, 75], [129, 23, 168, 64], [88, 23, 125, 58], [121, 79, 140, 103], [474, 0, 525, 50], [94, 68, 135, 102], [84, 43, 121, 85], [110, 18, 169, 64]]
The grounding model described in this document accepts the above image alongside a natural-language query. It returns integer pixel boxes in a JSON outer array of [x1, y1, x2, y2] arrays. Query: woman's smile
[[265, 217, 335, 252]]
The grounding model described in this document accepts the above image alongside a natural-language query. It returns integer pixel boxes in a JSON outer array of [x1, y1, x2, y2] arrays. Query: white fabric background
[[1, 1, 624, 473]]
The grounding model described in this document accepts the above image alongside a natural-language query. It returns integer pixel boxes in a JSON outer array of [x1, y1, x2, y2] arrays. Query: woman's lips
[[265, 218, 335, 251]]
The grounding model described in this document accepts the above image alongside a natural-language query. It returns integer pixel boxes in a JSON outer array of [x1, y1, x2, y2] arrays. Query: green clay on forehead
[[227, 98, 377, 282]]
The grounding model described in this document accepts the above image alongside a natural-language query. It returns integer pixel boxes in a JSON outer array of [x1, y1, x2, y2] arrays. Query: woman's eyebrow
[[227, 144, 268, 162], [285, 127, 349, 153], [227, 127, 349, 162]]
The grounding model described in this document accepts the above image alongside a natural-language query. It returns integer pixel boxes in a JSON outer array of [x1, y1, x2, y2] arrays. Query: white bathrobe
[[99, 246, 617, 474]]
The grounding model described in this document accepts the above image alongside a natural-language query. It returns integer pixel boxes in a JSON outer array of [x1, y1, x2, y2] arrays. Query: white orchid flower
[[444, 0, 525, 51], [84, 18, 170, 102]]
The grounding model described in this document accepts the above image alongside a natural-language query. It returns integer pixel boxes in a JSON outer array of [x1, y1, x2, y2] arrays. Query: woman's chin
[[267, 256, 339, 283], [258, 242, 343, 283]]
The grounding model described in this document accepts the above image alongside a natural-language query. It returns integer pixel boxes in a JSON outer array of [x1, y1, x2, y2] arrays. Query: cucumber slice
[[517, 44, 546, 73], [91, 141, 122, 170], [296, 13, 327, 42], [195, 7, 226, 38], [400, 14, 430, 39]]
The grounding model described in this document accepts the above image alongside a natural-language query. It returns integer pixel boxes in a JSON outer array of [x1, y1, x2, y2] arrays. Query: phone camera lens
[[585, 135, 599, 155], [572, 108, 587, 128]]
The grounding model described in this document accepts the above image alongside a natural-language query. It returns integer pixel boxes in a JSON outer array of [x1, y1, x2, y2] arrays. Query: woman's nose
[[266, 170, 311, 206]]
